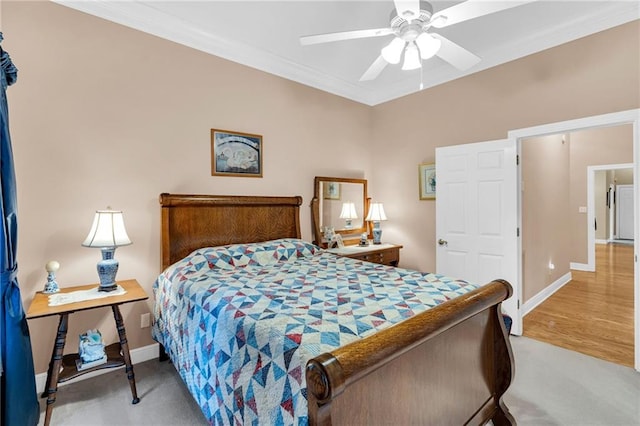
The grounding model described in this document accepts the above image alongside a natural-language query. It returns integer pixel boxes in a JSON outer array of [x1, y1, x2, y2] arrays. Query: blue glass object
[[79, 329, 106, 363]]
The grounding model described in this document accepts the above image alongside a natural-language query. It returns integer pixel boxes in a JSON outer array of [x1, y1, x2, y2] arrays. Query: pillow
[[196, 238, 321, 269]]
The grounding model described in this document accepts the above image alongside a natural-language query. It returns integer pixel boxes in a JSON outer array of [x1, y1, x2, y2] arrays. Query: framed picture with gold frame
[[419, 163, 436, 200], [211, 129, 263, 177]]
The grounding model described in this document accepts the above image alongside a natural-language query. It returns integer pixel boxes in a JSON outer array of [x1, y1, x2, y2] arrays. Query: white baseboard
[[570, 262, 594, 272], [595, 239, 608, 245], [522, 272, 572, 317], [35, 343, 159, 394]]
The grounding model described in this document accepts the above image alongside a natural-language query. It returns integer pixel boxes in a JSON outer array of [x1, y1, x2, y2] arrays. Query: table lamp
[[82, 209, 132, 292], [365, 203, 387, 245], [339, 202, 358, 229]]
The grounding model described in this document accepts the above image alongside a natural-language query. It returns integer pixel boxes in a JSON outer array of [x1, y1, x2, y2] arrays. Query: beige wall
[[614, 168, 634, 185], [569, 125, 633, 263], [370, 20, 639, 273], [521, 135, 571, 302], [520, 126, 633, 302], [3, 1, 372, 373], [3, 1, 639, 375]]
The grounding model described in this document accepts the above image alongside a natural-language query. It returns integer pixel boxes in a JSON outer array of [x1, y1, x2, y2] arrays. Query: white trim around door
[[587, 163, 634, 272], [508, 108, 639, 371]]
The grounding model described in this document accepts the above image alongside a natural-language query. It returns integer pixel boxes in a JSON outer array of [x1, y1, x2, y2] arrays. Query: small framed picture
[[323, 182, 341, 200], [419, 163, 436, 200], [211, 129, 263, 177]]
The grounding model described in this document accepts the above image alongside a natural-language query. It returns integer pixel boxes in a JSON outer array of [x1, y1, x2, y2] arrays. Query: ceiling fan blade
[[431, 0, 537, 28], [360, 55, 389, 81], [300, 28, 394, 46], [431, 33, 481, 71], [393, 0, 420, 21]]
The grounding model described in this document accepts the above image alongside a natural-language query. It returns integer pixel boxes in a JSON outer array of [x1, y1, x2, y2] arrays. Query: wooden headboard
[[159, 193, 303, 270]]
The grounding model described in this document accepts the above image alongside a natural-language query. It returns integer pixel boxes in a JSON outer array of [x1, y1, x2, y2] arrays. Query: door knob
[[438, 239, 448, 246]]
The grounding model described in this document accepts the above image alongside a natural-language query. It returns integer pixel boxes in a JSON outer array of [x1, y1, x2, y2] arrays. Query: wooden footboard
[[306, 279, 515, 426]]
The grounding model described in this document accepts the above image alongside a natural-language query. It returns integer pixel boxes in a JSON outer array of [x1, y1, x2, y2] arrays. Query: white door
[[617, 184, 634, 240], [435, 139, 519, 332]]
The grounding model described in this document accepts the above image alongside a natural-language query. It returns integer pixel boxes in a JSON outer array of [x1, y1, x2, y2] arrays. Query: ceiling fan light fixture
[[415, 33, 441, 59], [401, 43, 421, 70], [381, 37, 405, 64]]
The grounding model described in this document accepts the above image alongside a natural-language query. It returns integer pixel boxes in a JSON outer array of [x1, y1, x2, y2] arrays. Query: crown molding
[[54, 1, 639, 106]]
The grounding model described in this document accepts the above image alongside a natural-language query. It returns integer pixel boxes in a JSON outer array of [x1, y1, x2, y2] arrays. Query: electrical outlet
[[140, 313, 151, 328]]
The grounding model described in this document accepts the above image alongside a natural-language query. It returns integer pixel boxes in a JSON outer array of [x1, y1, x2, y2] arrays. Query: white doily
[[48, 285, 127, 306]]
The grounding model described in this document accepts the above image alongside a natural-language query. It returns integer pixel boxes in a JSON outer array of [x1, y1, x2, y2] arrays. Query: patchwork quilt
[[152, 238, 478, 425]]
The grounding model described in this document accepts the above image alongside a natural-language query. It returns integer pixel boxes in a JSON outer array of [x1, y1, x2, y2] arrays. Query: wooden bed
[[159, 193, 515, 425]]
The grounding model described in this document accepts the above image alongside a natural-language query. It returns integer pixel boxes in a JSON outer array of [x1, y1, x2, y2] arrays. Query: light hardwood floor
[[523, 242, 634, 367]]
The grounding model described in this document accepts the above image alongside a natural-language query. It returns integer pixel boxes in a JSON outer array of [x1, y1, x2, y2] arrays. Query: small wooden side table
[[26, 279, 148, 426]]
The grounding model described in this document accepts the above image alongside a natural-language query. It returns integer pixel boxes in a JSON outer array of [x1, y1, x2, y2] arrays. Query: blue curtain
[[0, 33, 40, 426]]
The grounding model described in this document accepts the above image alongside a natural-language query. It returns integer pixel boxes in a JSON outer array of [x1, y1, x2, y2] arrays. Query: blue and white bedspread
[[152, 238, 478, 425]]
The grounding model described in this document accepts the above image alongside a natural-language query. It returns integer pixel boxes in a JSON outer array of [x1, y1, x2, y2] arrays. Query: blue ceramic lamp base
[[372, 222, 382, 245], [97, 247, 119, 292]]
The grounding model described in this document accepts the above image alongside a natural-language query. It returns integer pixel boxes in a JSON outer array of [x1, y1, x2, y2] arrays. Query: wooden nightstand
[[326, 243, 403, 266], [26, 279, 148, 426]]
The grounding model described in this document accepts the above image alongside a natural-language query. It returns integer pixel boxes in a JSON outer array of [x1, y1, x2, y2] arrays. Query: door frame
[[507, 108, 639, 371], [584, 164, 633, 271]]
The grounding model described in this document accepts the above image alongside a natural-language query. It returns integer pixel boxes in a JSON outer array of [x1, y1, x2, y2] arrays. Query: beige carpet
[[39, 336, 640, 425]]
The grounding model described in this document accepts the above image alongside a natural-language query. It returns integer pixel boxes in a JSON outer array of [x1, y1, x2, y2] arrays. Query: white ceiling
[[55, 0, 639, 106]]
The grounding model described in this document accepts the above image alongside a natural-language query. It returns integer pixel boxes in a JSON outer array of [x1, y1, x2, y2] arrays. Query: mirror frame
[[312, 176, 370, 247]]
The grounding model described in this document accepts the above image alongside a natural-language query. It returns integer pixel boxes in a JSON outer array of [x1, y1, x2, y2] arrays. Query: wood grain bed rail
[[306, 279, 515, 425]]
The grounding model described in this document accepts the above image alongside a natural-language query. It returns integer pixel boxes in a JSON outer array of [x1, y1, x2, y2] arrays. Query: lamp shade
[[381, 37, 405, 64], [82, 210, 132, 248], [339, 202, 358, 220], [401, 43, 421, 70], [365, 203, 387, 222], [416, 33, 442, 59]]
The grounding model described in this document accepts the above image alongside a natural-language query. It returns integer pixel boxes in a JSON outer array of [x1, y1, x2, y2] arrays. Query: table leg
[[43, 313, 69, 426], [41, 321, 59, 399], [112, 304, 140, 404]]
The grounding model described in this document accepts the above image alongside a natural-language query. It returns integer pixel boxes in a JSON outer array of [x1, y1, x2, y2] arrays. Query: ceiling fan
[[300, 0, 536, 81]]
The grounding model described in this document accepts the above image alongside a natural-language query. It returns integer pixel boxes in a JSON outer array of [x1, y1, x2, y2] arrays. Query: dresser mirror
[[312, 176, 369, 246]]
